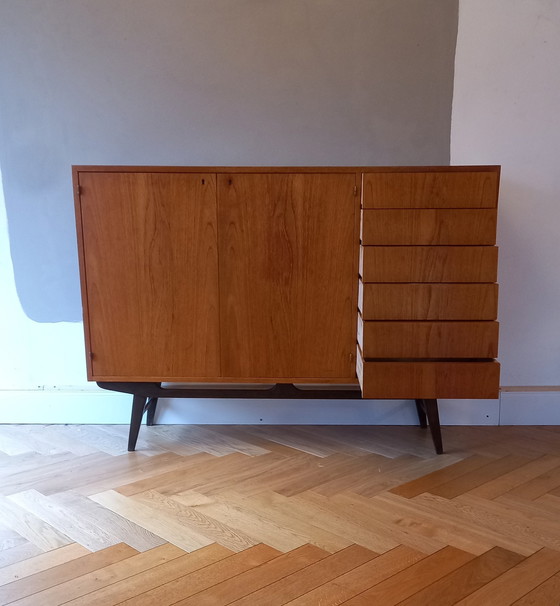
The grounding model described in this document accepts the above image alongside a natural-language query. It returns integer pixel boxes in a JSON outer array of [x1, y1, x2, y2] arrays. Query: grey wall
[[0, 0, 458, 322]]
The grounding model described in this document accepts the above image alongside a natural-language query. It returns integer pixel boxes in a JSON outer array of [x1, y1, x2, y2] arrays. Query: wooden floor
[[1, 424, 560, 604]]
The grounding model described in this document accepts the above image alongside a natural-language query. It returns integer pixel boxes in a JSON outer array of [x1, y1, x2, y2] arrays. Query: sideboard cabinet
[[73, 165, 500, 452]]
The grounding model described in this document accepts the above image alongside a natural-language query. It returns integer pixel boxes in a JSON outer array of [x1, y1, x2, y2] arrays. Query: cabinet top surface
[[72, 165, 500, 174]]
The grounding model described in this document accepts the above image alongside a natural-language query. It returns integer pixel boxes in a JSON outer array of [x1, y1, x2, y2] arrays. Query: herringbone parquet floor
[[1, 423, 560, 604]]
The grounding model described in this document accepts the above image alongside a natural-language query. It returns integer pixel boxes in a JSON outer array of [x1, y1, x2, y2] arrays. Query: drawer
[[359, 246, 498, 283], [357, 317, 499, 358], [362, 170, 499, 209], [361, 209, 497, 245], [358, 282, 498, 320], [356, 354, 500, 399]]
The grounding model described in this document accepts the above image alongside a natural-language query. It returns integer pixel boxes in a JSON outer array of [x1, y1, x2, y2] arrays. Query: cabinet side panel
[[74, 168, 94, 378], [218, 173, 357, 380], [79, 172, 220, 379]]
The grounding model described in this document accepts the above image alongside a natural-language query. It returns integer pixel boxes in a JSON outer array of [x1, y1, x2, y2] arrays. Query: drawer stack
[[356, 167, 501, 399]]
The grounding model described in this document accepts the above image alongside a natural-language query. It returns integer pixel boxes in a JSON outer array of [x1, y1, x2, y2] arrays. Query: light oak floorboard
[[283, 545, 425, 605], [0, 543, 137, 605], [466, 454, 560, 499], [0, 496, 72, 552], [134, 490, 259, 552], [398, 546, 525, 606], [390, 454, 495, 498], [455, 547, 560, 605], [302, 490, 445, 554], [231, 544, 380, 606], [7, 490, 119, 552], [117, 543, 280, 606], [341, 545, 476, 605], [90, 490, 215, 552], [0, 542, 43, 569], [0, 543, 89, 587], [48, 491, 166, 552], [205, 490, 352, 553], [176, 543, 329, 606], [63, 543, 233, 606], [512, 571, 560, 605], [7, 543, 183, 606]]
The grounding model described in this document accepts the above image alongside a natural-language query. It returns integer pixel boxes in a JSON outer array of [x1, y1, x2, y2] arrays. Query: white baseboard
[[0, 390, 133, 424], [0, 388, 503, 425], [500, 390, 560, 424]]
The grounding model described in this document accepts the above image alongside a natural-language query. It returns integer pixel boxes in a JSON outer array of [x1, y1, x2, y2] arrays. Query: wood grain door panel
[[362, 169, 499, 209], [359, 246, 498, 283], [357, 317, 499, 359], [78, 172, 220, 380], [218, 173, 358, 380], [361, 209, 497, 245], [358, 282, 498, 321]]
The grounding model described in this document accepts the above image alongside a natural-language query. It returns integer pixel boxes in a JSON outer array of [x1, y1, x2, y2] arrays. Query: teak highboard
[[73, 166, 501, 453]]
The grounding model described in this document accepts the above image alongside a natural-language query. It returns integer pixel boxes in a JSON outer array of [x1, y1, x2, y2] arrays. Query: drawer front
[[361, 209, 497, 245], [359, 246, 498, 283], [362, 170, 499, 209], [357, 317, 499, 359], [359, 282, 498, 320], [356, 356, 500, 399]]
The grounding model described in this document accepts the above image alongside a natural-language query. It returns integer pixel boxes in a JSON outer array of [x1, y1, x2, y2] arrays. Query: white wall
[[451, 0, 560, 387], [0, 0, 457, 324], [0, 170, 89, 391]]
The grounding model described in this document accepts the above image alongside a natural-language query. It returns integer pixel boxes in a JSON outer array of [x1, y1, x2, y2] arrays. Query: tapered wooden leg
[[146, 397, 158, 426], [415, 399, 428, 428], [128, 395, 147, 452], [423, 398, 443, 454]]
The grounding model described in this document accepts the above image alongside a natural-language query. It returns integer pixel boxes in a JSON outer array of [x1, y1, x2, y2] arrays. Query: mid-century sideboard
[[73, 165, 500, 453]]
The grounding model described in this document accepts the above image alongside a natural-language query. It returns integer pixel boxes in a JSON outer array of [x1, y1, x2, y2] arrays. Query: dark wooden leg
[[423, 398, 443, 454], [146, 397, 158, 426], [128, 394, 147, 452], [415, 399, 428, 428]]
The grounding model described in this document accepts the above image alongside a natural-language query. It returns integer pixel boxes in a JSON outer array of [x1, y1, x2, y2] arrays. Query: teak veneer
[[73, 165, 501, 454]]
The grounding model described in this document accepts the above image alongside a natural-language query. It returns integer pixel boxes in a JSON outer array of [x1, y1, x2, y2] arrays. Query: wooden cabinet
[[356, 167, 500, 399], [74, 165, 500, 399]]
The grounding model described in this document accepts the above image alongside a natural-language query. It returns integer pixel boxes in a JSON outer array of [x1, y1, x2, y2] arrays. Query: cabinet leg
[[146, 397, 158, 426], [424, 398, 444, 455], [414, 399, 444, 454], [415, 399, 428, 428], [128, 395, 147, 452]]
